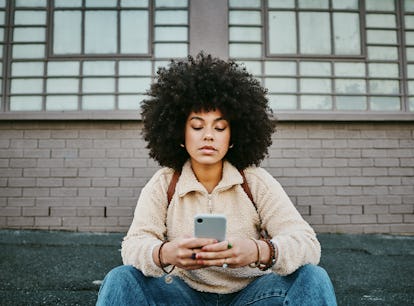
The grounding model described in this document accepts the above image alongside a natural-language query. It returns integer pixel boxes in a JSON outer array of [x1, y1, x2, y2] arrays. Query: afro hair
[[141, 52, 275, 171]]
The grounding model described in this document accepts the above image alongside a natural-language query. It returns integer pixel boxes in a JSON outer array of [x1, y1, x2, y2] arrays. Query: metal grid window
[[229, 0, 414, 114], [1, 0, 189, 113]]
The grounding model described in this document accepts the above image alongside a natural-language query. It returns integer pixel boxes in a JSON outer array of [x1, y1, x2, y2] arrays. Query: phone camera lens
[[197, 218, 203, 223]]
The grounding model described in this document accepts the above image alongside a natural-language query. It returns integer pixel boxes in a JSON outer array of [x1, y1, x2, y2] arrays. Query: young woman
[[96, 53, 337, 305]]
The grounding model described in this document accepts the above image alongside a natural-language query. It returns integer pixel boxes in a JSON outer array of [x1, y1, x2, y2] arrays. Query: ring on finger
[[190, 252, 196, 260], [227, 241, 232, 249], [222, 258, 228, 268]]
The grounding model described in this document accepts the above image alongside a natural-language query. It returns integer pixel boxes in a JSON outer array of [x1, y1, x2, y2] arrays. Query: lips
[[199, 146, 217, 154]]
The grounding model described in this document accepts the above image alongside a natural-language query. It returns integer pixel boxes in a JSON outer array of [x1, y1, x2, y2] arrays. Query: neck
[[191, 161, 223, 193]]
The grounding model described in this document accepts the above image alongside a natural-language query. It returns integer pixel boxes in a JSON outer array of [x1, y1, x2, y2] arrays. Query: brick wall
[[0, 121, 413, 234]]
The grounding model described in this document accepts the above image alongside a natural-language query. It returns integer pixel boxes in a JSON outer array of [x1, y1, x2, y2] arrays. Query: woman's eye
[[192, 126, 202, 130], [215, 127, 226, 131]]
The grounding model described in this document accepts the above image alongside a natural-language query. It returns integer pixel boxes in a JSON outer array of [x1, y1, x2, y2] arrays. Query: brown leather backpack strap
[[167, 171, 181, 205], [239, 170, 257, 210]]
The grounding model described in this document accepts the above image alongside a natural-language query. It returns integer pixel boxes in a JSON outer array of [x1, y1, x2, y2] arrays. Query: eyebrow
[[189, 116, 227, 122]]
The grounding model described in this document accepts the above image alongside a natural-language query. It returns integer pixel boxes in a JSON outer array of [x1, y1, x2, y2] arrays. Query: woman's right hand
[[154, 237, 217, 270]]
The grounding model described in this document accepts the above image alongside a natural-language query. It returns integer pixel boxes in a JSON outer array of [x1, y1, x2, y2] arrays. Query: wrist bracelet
[[158, 241, 176, 274], [259, 239, 277, 271], [248, 238, 261, 268]]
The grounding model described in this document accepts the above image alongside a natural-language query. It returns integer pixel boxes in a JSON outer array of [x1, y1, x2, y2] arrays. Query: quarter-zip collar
[[176, 160, 244, 198]]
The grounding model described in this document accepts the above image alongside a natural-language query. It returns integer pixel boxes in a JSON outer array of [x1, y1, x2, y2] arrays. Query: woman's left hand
[[195, 237, 262, 268]]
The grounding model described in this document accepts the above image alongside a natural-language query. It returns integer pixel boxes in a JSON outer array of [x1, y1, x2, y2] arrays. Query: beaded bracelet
[[248, 238, 261, 268], [158, 241, 176, 274], [258, 239, 277, 271]]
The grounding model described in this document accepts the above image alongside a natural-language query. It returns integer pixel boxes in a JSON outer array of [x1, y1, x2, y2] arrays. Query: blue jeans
[[96, 265, 337, 305]]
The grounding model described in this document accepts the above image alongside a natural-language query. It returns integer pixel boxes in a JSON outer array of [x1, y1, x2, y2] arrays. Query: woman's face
[[184, 109, 231, 168]]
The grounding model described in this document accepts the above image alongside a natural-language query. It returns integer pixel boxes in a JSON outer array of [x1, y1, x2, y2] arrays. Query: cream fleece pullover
[[121, 160, 320, 294]]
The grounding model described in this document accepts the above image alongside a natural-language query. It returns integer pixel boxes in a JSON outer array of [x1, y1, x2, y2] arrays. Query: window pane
[[370, 96, 400, 111], [229, 0, 261, 8], [368, 63, 399, 77], [55, 0, 82, 7], [14, 11, 46, 25], [406, 0, 414, 12], [155, 10, 188, 24], [405, 15, 414, 29], [229, 43, 262, 58], [299, 12, 331, 54], [265, 78, 296, 92], [407, 81, 414, 94], [335, 79, 366, 94], [14, 27, 45, 42], [300, 62, 331, 76], [407, 65, 414, 78], [366, 0, 395, 11], [10, 96, 42, 111], [268, 0, 295, 8], [366, 14, 396, 28], [268, 95, 297, 109], [298, 0, 328, 9], [82, 95, 115, 110], [121, 0, 149, 8], [155, 0, 188, 7], [234, 62, 260, 76], [46, 95, 78, 110], [367, 46, 398, 60], [119, 94, 143, 109], [15, 0, 46, 6], [407, 48, 414, 61], [230, 27, 261, 42], [47, 78, 79, 93], [369, 80, 399, 94], [301, 95, 332, 110], [265, 61, 296, 75], [333, 13, 361, 55], [268, 12, 296, 54], [12, 62, 44, 76], [85, 11, 117, 53], [118, 77, 151, 92], [366, 30, 397, 44], [229, 11, 261, 25], [13, 44, 45, 58], [335, 62, 365, 77], [405, 32, 414, 44], [48, 62, 80, 76], [11, 79, 43, 94], [119, 61, 152, 76], [53, 11, 81, 54], [83, 78, 115, 93], [336, 96, 367, 110], [121, 11, 149, 53], [332, 0, 358, 9], [83, 61, 115, 75], [155, 26, 187, 41], [409, 97, 414, 111], [301, 78, 331, 93], [154, 43, 188, 57], [86, 0, 117, 7]]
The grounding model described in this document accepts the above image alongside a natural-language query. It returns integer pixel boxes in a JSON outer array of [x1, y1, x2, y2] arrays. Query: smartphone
[[194, 214, 227, 242]]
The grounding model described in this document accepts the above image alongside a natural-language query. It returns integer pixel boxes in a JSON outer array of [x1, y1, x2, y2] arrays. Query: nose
[[203, 128, 214, 141]]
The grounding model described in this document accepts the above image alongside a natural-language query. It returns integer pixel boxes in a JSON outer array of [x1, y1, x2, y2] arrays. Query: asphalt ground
[[0, 230, 413, 306]]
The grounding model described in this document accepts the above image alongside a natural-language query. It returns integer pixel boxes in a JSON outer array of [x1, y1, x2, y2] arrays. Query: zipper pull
[[207, 194, 212, 213]]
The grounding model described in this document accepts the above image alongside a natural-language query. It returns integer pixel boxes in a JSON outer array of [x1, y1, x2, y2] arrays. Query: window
[[52, 0, 150, 56], [3, 0, 189, 113], [229, 0, 413, 113]]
